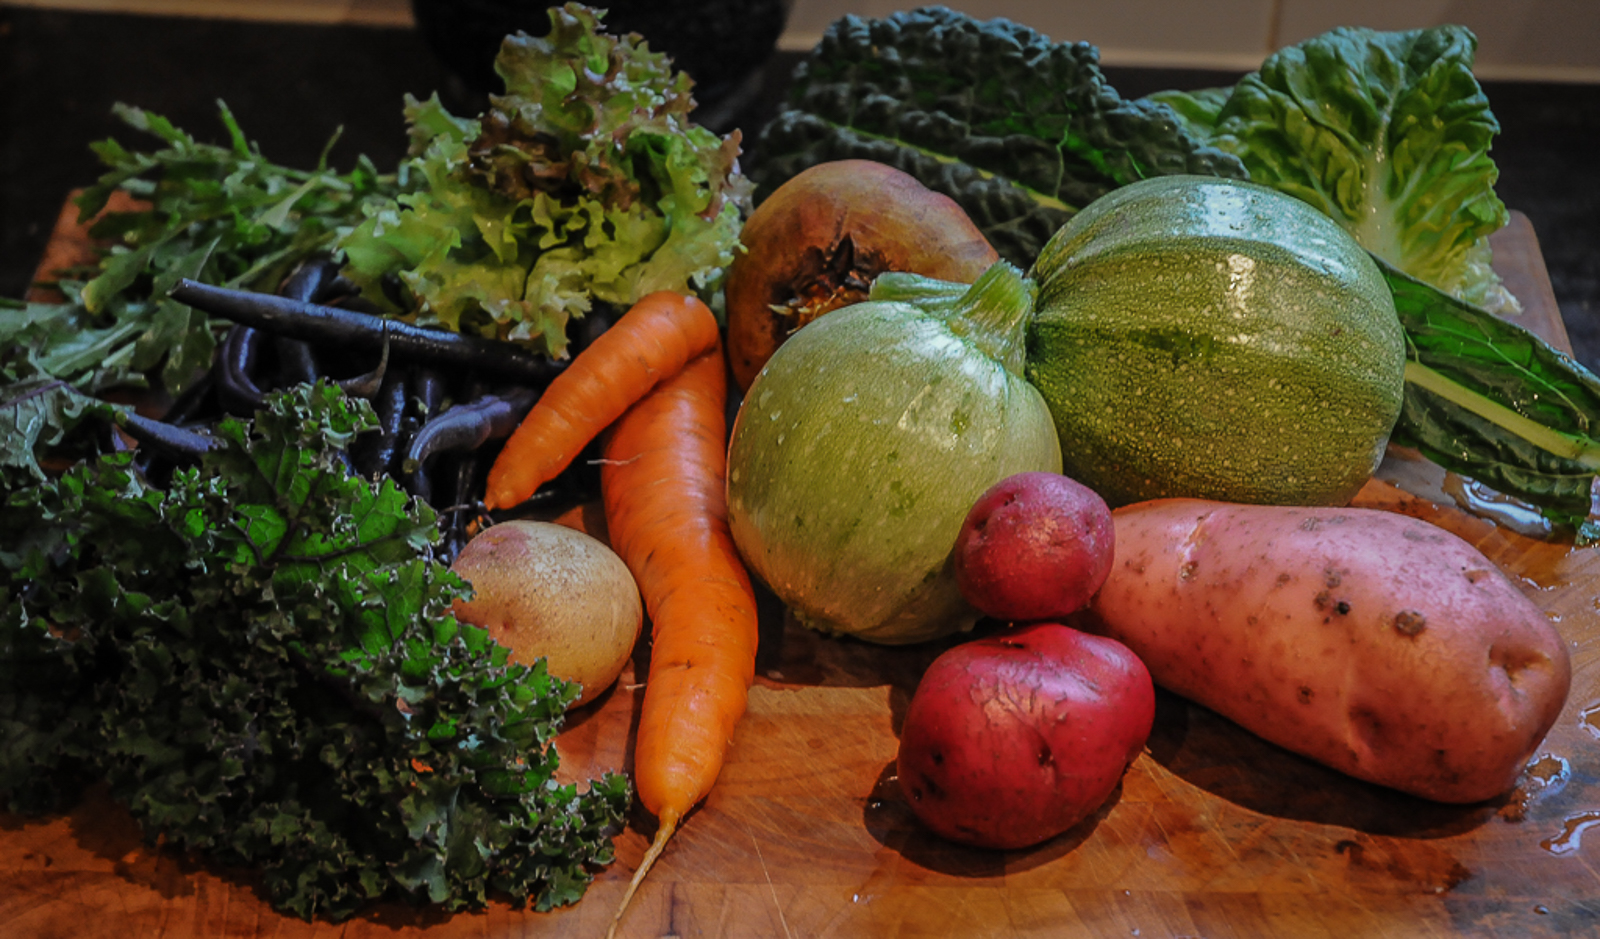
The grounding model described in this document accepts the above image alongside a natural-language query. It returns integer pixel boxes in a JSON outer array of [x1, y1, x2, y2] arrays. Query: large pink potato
[[896, 622, 1154, 849], [1086, 498, 1572, 803], [953, 471, 1115, 621]]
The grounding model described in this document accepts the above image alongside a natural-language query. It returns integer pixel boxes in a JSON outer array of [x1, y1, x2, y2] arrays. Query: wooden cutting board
[[5, 211, 1598, 939]]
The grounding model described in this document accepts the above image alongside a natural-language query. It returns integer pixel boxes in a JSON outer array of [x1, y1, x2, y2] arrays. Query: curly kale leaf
[[0, 382, 628, 920], [0, 374, 127, 484], [751, 6, 1246, 267]]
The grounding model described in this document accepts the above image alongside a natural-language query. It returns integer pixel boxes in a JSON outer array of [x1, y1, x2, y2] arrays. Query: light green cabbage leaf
[[1149, 25, 1518, 314]]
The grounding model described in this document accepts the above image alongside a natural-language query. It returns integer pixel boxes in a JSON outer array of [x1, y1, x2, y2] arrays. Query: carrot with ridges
[[600, 343, 759, 938], [482, 290, 720, 511]]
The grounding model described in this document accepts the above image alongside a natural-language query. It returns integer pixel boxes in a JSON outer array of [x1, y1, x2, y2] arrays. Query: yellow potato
[[450, 520, 643, 709]]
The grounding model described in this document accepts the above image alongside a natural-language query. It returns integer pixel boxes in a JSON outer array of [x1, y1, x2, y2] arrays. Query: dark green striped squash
[[1025, 175, 1406, 507]]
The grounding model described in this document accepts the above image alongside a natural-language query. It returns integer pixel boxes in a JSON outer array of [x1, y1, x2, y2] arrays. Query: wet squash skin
[[1026, 175, 1406, 509]]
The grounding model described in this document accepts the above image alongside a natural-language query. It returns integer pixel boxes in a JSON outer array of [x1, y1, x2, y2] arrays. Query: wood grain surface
[[5, 211, 1599, 939]]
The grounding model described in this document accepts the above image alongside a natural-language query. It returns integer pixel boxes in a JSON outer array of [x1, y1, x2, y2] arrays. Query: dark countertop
[[3, 7, 1597, 368]]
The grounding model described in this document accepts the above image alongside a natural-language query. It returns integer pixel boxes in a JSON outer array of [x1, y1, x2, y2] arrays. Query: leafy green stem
[[1404, 360, 1600, 471]]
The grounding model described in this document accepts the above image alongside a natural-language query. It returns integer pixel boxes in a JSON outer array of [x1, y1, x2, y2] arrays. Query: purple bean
[[169, 279, 565, 386], [216, 324, 266, 416]]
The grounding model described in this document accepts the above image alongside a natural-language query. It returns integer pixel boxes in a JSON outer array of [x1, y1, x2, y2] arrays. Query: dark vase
[[410, 0, 792, 131]]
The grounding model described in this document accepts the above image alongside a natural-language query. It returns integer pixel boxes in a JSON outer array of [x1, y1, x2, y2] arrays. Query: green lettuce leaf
[[0, 294, 151, 391], [1, 382, 628, 919], [337, 3, 750, 358], [1149, 25, 1518, 314], [751, 6, 1247, 269]]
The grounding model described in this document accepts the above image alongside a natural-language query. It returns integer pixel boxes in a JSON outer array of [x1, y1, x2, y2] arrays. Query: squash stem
[[946, 261, 1037, 377]]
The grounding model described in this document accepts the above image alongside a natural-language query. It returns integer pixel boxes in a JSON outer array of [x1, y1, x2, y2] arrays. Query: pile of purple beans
[[117, 257, 617, 563]]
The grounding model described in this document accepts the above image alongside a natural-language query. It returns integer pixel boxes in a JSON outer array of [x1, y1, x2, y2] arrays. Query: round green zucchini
[[1026, 175, 1406, 508], [727, 263, 1062, 645]]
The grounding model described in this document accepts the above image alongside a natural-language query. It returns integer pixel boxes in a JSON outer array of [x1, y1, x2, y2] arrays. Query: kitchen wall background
[[785, 0, 1599, 81], [4, 0, 1597, 81]]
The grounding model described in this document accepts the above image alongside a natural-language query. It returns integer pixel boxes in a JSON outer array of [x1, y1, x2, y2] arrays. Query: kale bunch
[[0, 382, 629, 920], [753, 5, 1246, 267]]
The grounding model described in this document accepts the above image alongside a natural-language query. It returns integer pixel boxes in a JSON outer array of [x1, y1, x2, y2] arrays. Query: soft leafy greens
[[66, 102, 395, 394], [0, 383, 629, 919], [1380, 260, 1600, 539], [0, 100, 397, 475], [337, 3, 751, 358], [1148, 25, 1519, 315], [0, 373, 124, 482], [751, 6, 1248, 268], [4, 3, 752, 473]]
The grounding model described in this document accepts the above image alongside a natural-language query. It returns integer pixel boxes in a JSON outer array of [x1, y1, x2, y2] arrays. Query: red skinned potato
[[1086, 498, 1572, 804], [954, 471, 1114, 621], [896, 622, 1155, 850], [725, 159, 999, 390]]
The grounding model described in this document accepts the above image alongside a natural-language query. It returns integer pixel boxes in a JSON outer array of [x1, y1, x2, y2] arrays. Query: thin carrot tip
[[606, 812, 680, 939]]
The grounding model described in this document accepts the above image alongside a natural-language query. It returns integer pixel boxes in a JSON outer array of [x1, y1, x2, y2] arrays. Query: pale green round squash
[[1026, 175, 1406, 508], [726, 262, 1062, 645]]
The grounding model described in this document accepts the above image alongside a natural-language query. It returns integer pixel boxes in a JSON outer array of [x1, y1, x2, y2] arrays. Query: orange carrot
[[482, 290, 719, 511], [600, 343, 759, 937]]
